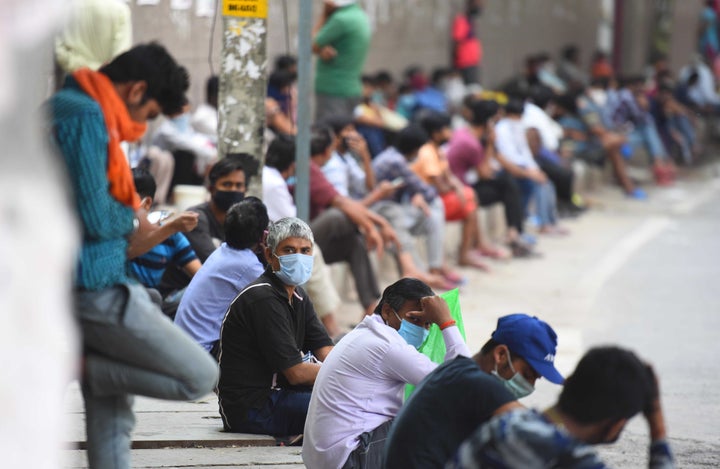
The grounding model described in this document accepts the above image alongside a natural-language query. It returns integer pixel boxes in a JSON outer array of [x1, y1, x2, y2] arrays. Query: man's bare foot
[[476, 244, 512, 260], [538, 225, 570, 236], [430, 267, 466, 285], [458, 252, 491, 271]]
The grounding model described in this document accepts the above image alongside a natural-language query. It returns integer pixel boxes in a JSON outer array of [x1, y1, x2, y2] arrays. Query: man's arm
[[183, 210, 219, 262], [127, 211, 199, 259], [312, 5, 340, 60], [181, 258, 202, 277], [644, 367, 676, 469], [313, 346, 333, 362], [331, 195, 385, 254], [282, 362, 322, 386]]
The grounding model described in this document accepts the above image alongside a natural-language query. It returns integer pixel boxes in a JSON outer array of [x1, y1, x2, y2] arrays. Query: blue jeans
[[627, 121, 668, 162], [513, 176, 557, 227], [77, 282, 219, 469], [230, 389, 311, 436]]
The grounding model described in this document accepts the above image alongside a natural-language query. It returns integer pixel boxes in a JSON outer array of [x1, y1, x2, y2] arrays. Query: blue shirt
[[49, 77, 135, 290], [174, 243, 264, 352], [130, 232, 197, 288], [447, 408, 675, 469]]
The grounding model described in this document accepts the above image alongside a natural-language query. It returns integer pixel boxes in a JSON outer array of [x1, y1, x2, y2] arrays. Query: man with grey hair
[[218, 217, 334, 438]]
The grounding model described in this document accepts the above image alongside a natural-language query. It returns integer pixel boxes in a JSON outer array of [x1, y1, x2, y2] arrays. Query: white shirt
[[302, 314, 470, 469], [152, 115, 218, 174], [494, 117, 538, 169], [191, 103, 218, 143], [321, 151, 367, 200], [261, 166, 296, 222], [522, 102, 563, 152]]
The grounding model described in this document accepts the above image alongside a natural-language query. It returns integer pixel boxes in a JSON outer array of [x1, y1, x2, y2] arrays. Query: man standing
[[384, 313, 563, 468], [452, 0, 484, 84], [49, 43, 218, 469], [218, 217, 334, 437], [313, 0, 371, 121]]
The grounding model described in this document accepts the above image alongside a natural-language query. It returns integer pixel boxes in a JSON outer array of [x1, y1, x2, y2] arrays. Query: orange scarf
[[73, 68, 146, 209]]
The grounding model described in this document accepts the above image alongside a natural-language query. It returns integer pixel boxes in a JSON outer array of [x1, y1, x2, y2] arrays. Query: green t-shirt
[[314, 4, 371, 97]]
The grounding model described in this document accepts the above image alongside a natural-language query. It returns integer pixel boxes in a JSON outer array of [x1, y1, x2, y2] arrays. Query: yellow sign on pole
[[222, 0, 267, 19]]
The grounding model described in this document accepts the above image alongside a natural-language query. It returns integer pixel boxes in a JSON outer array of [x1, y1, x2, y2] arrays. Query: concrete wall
[[127, 0, 704, 108]]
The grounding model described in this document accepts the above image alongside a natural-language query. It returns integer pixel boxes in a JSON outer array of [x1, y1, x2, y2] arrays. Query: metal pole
[[295, 0, 313, 221]]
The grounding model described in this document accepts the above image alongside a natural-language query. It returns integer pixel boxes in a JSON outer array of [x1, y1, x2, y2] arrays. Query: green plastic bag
[[404, 288, 466, 399]]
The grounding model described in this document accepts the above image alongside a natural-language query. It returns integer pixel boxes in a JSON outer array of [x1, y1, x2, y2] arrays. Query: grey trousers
[[372, 198, 445, 270], [310, 208, 380, 309], [77, 282, 219, 469], [315, 93, 361, 122], [342, 419, 393, 469]]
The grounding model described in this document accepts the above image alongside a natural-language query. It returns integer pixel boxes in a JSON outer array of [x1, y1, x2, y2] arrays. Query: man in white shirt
[[191, 75, 219, 144], [302, 278, 470, 469], [495, 98, 565, 234]]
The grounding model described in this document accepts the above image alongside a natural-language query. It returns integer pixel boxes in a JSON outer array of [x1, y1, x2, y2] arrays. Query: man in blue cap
[[383, 313, 563, 469]]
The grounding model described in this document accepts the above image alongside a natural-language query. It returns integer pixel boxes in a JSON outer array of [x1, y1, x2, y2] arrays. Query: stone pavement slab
[[63, 447, 304, 468], [64, 383, 275, 450]]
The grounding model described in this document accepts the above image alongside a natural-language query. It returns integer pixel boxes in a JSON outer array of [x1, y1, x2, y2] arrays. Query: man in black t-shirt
[[218, 217, 333, 437], [383, 313, 563, 468]]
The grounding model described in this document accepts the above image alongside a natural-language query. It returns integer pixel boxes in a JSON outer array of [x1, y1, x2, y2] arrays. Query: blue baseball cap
[[491, 314, 564, 385]]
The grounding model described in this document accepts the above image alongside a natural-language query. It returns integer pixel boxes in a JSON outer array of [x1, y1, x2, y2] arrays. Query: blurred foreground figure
[[0, 1, 78, 468]]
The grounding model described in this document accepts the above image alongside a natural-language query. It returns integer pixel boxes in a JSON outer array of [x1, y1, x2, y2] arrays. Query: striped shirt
[[130, 232, 197, 288]]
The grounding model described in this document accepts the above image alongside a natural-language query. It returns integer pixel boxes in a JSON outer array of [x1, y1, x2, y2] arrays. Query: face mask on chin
[[212, 190, 245, 212], [491, 350, 535, 398]]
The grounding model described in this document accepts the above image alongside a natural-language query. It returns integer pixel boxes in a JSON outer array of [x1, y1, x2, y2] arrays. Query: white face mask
[[491, 351, 535, 399], [588, 89, 608, 107]]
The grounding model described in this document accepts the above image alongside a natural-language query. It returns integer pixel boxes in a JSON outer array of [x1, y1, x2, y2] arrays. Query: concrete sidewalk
[[63, 163, 720, 468]]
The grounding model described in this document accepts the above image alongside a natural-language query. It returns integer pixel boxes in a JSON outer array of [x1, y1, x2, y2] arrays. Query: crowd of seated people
[[112, 44, 702, 467]]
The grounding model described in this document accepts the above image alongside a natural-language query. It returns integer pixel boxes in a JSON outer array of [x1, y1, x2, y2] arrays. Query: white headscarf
[[55, 0, 132, 72]]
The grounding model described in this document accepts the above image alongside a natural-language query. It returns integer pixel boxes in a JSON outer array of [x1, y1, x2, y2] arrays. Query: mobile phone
[[147, 210, 173, 225], [390, 177, 404, 188]]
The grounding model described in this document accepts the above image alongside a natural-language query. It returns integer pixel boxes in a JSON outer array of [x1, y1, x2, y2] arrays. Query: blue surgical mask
[[285, 175, 297, 186], [491, 351, 535, 398], [273, 252, 314, 286], [171, 113, 191, 133], [393, 310, 429, 350]]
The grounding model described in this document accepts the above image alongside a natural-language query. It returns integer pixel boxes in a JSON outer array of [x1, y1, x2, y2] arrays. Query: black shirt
[[383, 356, 515, 469], [217, 268, 333, 429]]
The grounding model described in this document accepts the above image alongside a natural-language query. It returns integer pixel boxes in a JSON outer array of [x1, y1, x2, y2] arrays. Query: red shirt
[[310, 161, 339, 220]]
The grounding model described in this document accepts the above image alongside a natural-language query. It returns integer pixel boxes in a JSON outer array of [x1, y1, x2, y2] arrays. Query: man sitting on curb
[[218, 217, 334, 437], [446, 346, 675, 468], [385, 313, 563, 468], [303, 278, 470, 469], [174, 197, 268, 357]]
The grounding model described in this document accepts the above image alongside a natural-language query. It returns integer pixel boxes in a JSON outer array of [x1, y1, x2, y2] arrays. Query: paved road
[[64, 168, 720, 468]]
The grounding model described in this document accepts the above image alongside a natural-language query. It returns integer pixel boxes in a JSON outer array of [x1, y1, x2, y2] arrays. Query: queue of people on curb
[[48, 0, 693, 467]]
